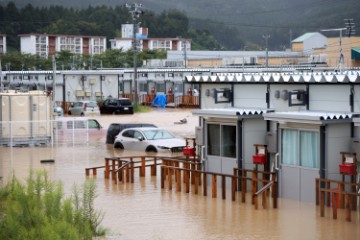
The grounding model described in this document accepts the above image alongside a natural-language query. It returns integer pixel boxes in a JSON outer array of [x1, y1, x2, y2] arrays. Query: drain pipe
[[320, 125, 326, 182], [237, 119, 243, 191], [350, 85, 354, 138]]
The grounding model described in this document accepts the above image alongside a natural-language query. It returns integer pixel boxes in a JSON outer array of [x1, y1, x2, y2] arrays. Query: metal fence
[[0, 119, 93, 147]]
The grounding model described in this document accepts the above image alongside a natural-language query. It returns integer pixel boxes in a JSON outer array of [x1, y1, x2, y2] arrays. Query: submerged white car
[[114, 127, 186, 153]]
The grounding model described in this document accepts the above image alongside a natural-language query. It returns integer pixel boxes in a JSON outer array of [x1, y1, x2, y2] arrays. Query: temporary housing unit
[[0, 90, 51, 146], [187, 71, 360, 203]]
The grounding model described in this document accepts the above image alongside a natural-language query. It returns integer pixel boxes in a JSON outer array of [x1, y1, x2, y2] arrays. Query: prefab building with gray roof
[[187, 71, 360, 203]]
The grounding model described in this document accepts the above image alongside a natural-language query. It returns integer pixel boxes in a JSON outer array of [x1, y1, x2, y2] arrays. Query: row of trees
[[0, 2, 223, 51], [0, 2, 226, 70], [0, 49, 167, 71]]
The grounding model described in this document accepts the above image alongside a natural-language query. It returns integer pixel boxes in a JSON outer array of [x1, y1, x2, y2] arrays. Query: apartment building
[[110, 24, 191, 51], [19, 34, 106, 58], [0, 34, 6, 54]]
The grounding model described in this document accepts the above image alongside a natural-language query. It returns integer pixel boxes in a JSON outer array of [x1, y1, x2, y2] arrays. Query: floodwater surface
[[1, 109, 359, 240]]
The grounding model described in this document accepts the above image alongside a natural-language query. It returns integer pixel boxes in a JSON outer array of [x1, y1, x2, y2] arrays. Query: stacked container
[[0, 90, 51, 146]]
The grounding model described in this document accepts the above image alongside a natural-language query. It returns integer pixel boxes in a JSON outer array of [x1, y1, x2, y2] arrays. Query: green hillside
[[1, 0, 359, 50]]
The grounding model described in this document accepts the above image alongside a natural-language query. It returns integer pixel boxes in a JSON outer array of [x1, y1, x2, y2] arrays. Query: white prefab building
[[291, 32, 327, 53], [187, 71, 360, 203], [19, 34, 107, 58]]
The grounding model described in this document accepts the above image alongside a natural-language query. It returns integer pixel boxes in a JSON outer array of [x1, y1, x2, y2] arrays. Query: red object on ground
[[183, 147, 195, 156], [253, 154, 266, 165], [339, 163, 355, 175]]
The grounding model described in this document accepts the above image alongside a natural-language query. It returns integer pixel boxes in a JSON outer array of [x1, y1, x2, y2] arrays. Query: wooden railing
[[316, 178, 360, 222], [233, 168, 277, 206], [161, 165, 277, 209], [85, 156, 201, 184], [174, 95, 199, 108], [253, 181, 276, 210], [86, 156, 277, 210]]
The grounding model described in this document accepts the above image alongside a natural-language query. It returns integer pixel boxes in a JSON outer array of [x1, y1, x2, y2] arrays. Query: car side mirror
[[137, 136, 143, 141]]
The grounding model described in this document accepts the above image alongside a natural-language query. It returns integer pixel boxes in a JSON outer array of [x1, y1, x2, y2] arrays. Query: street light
[[321, 19, 356, 73], [321, 28, 346, 73], [126, 3, 144, 105], [262, 34, 270, 68]]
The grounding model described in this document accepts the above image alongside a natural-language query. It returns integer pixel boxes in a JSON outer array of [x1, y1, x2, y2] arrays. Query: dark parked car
[[100, 98, 134, 115], [106, 123, 157, 144]]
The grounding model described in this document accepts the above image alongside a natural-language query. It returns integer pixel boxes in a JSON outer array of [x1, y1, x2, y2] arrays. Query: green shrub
[[133, 102, 153, 113], [0, 170, 106, 240]]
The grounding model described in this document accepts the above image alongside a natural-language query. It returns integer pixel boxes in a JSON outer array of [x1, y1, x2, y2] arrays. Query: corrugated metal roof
[[263, 111, 360, 124], [167, 50, 306, 60], [185, 71, 360, 83], [352, 47, 360, 60], [292, 32, 318, 43], [192, 108, 273, 119]]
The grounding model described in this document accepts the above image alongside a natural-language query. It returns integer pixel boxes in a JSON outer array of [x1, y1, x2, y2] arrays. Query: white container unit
[[0, 90, 51, 146]]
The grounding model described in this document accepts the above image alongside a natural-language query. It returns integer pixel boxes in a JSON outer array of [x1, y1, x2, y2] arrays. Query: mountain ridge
[[1, 0, 359, 50]]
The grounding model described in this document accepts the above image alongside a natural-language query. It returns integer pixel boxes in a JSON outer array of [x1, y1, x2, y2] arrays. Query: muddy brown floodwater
[[1, 108, 359, 240]]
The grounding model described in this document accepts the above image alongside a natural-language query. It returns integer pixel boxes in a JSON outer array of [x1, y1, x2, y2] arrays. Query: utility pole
[[183, 39, 187, 68], [52, 55, 56, 109], [126, 3, 143, 105], [0, 60, 2, 92], [262, 34, 270, 68]]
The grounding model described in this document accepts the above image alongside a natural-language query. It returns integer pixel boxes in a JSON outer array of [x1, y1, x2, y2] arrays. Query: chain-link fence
[[0, 118, 100, 147]]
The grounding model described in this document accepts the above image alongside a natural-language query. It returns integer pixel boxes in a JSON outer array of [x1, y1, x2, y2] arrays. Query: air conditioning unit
[[76, 90, 85, 97], [288, 90, 307, 106]]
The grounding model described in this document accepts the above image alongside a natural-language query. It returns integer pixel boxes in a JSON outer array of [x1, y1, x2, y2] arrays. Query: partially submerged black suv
[[100, 98, 134, 115]]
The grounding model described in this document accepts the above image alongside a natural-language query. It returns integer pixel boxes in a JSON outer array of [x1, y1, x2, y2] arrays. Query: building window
[[282, 129, 319, 168], [207, 123, 236, 158], [139, 83, 147, 92], [174, 83, 183, 93], [156, 83, 165, 92], [207, 124, 220, 156]]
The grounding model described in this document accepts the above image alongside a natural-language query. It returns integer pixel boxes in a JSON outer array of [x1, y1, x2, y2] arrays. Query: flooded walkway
[[1, 109, 359, 239]]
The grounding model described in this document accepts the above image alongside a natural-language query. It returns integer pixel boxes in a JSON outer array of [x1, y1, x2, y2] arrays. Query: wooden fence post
[[231, 177, 236, 201], [203, 173, 207, 196], [105, 158, 110, 179], [161, 167, 164, 189], [140, 156, 146, 177], [212, 175, 217, 198], [222, 176, 226, 200]]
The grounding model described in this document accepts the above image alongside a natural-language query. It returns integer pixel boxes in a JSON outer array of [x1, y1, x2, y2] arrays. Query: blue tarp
[[151, 94, 167, 108]]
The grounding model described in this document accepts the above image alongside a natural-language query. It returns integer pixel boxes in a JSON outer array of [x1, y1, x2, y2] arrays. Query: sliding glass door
[[280, 128, 319, 202]]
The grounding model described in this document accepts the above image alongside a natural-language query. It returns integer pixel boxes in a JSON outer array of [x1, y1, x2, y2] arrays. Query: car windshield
[[119, 99, 132, 105], [86, 102, 97, 108], [143, 129, 174, 140]]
